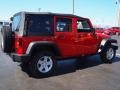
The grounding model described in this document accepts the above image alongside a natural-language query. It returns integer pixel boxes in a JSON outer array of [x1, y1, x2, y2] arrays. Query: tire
[[1, 26, 13, 53], [29, 51, 57, 78], [100, 45, 116, 64]]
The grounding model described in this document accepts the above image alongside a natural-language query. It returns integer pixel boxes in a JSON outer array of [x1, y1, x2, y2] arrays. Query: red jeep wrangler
[[1, 12, 118, 77]]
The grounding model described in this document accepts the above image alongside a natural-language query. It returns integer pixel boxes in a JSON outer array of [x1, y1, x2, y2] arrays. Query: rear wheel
[[100, 45, 116, 63], [29, 51, 57, 77]]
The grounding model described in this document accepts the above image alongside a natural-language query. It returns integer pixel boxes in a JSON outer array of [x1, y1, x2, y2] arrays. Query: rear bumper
[[10, 53, 30, 62]]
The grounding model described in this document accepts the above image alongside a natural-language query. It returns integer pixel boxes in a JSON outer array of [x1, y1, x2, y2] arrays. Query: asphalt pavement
[[0, 35, 120, 90]]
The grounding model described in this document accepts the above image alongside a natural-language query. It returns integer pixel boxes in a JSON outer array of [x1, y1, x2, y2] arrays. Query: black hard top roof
[[14, 11, 89, 20]]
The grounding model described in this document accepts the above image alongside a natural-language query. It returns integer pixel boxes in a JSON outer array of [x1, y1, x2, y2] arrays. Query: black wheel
[[29, 51, 57, 77], [1, 26, 13, 53], [100, 45, 116, 64]]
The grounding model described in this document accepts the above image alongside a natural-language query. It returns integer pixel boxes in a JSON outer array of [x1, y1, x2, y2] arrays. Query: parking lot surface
[[0, 35, 120, 90]]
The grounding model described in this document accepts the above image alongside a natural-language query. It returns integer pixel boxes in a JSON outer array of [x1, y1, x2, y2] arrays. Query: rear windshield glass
[[24, 14, 54, 36]]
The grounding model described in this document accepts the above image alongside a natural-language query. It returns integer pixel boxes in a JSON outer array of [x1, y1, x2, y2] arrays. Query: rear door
[[54, 16, 76, 58]]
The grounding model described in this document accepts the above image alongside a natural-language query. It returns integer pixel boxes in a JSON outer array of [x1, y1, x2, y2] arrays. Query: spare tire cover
[[1, 26, 13, 53]]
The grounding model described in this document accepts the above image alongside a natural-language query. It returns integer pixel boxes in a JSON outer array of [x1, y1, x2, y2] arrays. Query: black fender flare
[[25, 41, 61, 56], [98, 39, 118, 53]]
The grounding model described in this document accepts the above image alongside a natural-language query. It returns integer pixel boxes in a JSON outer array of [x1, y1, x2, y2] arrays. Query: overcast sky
[[0, 0, 118, 26]]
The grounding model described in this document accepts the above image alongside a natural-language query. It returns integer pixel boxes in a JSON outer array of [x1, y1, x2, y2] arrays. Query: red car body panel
[[95, 28, 105, 34], [111, 27, 120, 34], [96, 29, 104, 34], [13, 15, 110, 59], [104, 29, 114, 35], [104, 27, 120, 35]]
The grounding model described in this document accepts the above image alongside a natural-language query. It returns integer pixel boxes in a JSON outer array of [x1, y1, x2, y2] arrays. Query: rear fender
[[25, 41, 61, 56]]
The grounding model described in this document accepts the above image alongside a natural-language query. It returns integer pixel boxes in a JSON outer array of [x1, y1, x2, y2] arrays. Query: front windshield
[[12, 14, 21, 32]]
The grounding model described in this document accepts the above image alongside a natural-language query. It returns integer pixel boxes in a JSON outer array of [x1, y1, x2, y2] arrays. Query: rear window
[[24, 14, 54, 36]]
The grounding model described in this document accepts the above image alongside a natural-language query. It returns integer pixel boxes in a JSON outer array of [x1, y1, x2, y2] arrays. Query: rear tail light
[[15, 38, 24, 54]]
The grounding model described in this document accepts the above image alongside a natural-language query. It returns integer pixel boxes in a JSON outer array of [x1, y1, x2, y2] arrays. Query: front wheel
[[29, 51, 57, 77], [100, 45, 116, 63]]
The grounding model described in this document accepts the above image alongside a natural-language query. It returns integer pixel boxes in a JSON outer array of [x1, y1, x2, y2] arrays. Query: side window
[[25, 14, 54, 36], [56, 18, 72, 32], [12, 15, 21, 32], [77, 20, 91, 32]]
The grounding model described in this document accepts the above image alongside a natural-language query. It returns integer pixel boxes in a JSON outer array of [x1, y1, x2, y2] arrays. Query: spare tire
[[1, 26, 13, 53]]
